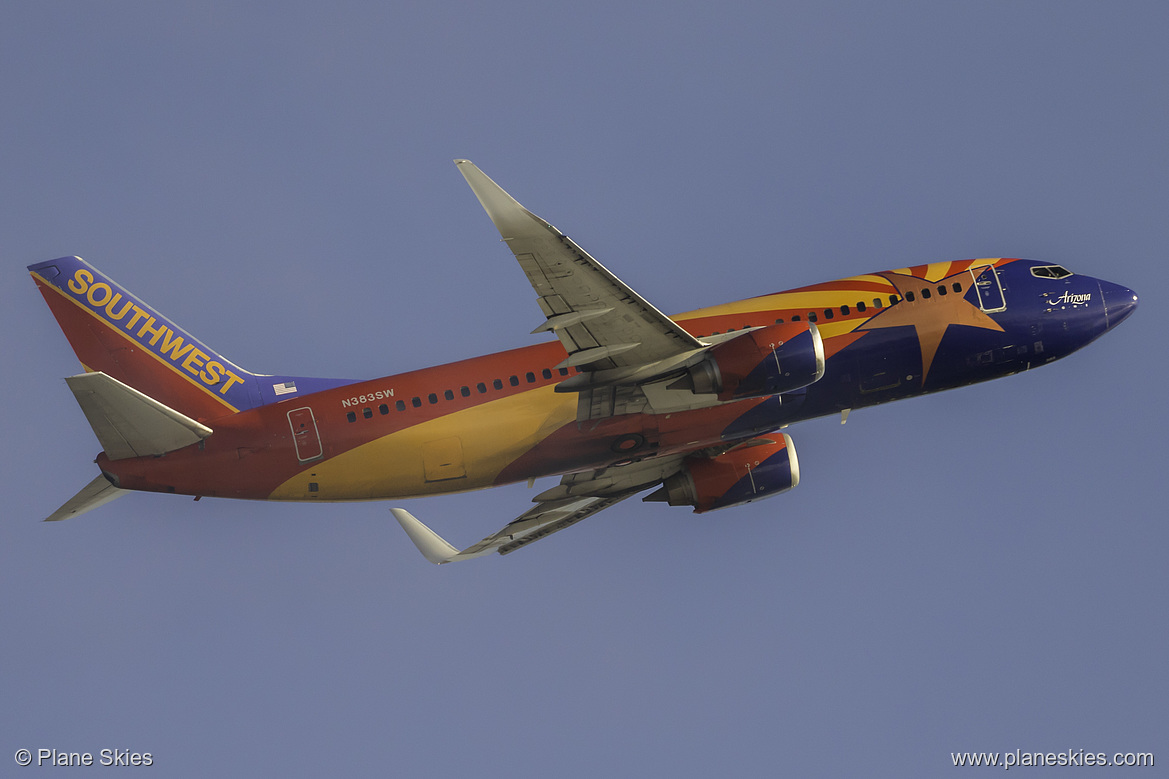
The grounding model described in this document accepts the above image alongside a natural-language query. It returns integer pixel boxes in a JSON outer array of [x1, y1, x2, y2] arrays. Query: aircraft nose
[[1099, 280, 1139, 329]]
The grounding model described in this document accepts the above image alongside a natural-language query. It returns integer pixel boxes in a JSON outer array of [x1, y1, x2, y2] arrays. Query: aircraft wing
[[455, 160, 705, 376], [392, 456, 685, 563], [391, 494, 634, 563]]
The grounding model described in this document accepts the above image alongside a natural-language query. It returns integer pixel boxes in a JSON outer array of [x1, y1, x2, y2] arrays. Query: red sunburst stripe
[[774, 278, 894, 295]]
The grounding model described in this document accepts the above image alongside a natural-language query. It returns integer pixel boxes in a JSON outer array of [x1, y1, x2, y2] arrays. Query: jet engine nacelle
[[645, 434, 800, 513], [679, 322, 825, 401]]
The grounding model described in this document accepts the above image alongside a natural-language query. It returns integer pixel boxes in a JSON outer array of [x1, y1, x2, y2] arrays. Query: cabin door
[[287, 407, 324, 463], [969, 265, 1007, 313]]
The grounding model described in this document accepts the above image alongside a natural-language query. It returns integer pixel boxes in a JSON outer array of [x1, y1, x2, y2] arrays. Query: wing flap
[[496, 496, 630, 555]]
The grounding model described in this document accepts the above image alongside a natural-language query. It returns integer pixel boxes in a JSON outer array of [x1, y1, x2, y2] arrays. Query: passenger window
[[937, 285, 947, 296], [396, 400, 406, 411], [774, 318, 784, 324], [427, 393, 438, 405], [889, 295, 899, 305], [952, 282, 962, 293], [493, 379, 503, 390], [363, 407, 373, 419], [808, 312, 818, 322], [525, 372, 535, 383], [823, 309, 833, 320], [460, 386, 471, 397], [558, 368, 569, 376], [921, 288, 931, 299], [857, 301, 866, 313], [444, 389, 454, 401], [477, 382, 487, 394], [841, 304, 850, 315], [874, 298, 884, 308], [509, 375, 519, 387], [379, 404, 389, 415], [792, 314, 801, 321], [542, 368, 552, 380], [905, 291, 915, 302], [412, 397, 422, 408], [346, 411, 356, 423]]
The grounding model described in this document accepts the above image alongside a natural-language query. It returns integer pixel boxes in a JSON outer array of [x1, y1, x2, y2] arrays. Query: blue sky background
[[2, 2, 1165, 775]]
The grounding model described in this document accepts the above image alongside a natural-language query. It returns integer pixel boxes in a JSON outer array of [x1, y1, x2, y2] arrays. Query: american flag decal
[[273, 381, 297, 396]]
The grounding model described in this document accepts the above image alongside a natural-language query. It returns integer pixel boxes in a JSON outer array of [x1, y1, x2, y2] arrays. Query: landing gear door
[[969, 265, 1007, 313]]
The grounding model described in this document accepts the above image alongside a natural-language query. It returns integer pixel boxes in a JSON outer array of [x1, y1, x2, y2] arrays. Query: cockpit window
[[1031, 265, 1073, 279]]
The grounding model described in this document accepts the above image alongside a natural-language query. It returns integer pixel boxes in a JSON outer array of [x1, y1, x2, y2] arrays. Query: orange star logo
[[856, 268, 1005, 384]]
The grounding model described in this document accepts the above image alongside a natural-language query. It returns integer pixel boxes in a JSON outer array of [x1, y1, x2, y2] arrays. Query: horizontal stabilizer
[[66, 371, 213, 460], [45, 474, 127, 521]]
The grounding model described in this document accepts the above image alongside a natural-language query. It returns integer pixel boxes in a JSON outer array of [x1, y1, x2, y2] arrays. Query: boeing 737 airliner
[[30, 161, 1138, 562]]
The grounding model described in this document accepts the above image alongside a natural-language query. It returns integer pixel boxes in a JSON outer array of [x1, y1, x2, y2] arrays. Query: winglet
[[390, 508, 461, 564], [453, 159, 557, 239]]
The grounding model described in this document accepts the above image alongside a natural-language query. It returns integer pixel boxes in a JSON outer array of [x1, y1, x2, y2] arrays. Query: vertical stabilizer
[[29, 256, 356, 420], [29, 257, 259, 419]]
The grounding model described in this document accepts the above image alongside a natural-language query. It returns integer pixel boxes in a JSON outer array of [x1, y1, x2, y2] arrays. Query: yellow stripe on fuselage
[[268, 384, 577, 500], [679, 283, 898, 322]]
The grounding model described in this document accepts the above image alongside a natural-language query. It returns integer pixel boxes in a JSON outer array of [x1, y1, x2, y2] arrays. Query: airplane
[[29, 160, 1138, 563]]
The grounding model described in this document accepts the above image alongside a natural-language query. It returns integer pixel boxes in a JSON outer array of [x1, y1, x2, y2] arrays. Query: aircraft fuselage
[[95, 257, 1136, 503]]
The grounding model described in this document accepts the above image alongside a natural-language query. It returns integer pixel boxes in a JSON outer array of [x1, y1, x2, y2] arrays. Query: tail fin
[[30, 257, 258, 419], [29, 257, 353, 421]]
